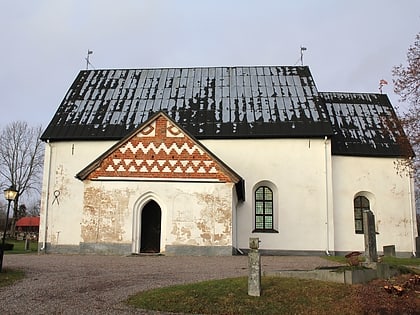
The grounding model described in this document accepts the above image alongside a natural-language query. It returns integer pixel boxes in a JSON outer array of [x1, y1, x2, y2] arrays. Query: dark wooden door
[[140, 201, 161, 253]]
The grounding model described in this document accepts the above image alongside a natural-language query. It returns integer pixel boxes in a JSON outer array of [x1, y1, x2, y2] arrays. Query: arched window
[[254, 186, 274, 232], [354, 196, 370, 234]]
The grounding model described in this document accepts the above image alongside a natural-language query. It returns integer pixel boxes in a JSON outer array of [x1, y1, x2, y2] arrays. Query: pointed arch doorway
[[140, 200, 162, 253]]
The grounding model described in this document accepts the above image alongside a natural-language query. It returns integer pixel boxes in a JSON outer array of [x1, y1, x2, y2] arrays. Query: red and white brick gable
[[79, 112, 241, 184]]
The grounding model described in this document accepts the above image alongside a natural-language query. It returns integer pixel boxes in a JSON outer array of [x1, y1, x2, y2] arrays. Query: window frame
[[353, 195, 370, 234], [253, 184, 278, 233]]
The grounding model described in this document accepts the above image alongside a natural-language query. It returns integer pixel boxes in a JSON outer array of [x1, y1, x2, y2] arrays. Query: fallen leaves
[[383, 274, 420, 296]]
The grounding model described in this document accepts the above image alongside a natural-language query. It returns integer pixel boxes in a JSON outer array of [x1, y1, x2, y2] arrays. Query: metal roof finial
[[300, 46, 307, 66], [379, 79, 388, 94], [86, 50, 94, 70]]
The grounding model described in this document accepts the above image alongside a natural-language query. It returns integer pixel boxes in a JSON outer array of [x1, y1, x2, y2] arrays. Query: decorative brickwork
[[87, 114, 233, 182]]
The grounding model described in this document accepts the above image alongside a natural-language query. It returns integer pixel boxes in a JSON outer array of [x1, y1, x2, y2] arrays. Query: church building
[[39, 66, 417, 256]]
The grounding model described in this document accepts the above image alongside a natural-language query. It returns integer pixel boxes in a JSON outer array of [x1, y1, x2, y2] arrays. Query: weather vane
[[86, 50, 94, 70], [300, 46, 307, 65], [379, 79, 388, 94]]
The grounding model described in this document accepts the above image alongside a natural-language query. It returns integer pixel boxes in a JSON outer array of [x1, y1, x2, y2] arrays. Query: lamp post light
[[0, 185, 18, 272]]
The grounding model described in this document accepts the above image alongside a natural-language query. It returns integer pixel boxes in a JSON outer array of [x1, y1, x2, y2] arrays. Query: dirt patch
[[350, 273, 420, 314]]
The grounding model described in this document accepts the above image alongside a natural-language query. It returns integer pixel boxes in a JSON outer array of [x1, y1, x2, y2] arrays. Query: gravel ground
[[0, 254, 341, 314]]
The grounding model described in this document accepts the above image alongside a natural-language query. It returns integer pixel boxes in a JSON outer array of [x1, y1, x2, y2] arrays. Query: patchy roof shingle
[[41, 66, 333, 141], [320, 92, 411, 157], [41, 66, 411, 158]]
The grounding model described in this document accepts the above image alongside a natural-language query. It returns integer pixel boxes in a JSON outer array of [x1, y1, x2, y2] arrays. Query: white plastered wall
[[81, 180, 235, 252], [39, 140, 236, 252], [332, 155, 417, 256], [202, 138, 334, 253], [39, 141, 115, 249], [39, 138, 416, 256]]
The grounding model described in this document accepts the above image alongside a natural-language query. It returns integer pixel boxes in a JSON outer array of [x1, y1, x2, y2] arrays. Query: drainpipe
[[324, 136, 331, 256], [235, 207, 244, 255], [40, 140, 52, 252], [234, 186, 244, 255], [408, 174, 416, 257]]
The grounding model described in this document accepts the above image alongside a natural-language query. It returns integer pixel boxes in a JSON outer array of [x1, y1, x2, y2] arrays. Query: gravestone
[[25, 238, 30, 251], [248, 237, 261, 297], [363, 210, 378, 263], [383, 245, 396, 257]]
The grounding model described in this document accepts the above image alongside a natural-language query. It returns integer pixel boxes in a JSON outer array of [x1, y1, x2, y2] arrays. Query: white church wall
[[39, 140, 117, 252], [79, 180, 235, 255], [39, 140, 236, 255], [202, 138, 334, 254], [332, 155, 417, 257], [39, 137, 416, 256]]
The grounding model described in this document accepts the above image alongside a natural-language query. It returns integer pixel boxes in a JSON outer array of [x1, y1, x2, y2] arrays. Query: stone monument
[[363, 210, 378, 263], [248, 237, 261, 296]]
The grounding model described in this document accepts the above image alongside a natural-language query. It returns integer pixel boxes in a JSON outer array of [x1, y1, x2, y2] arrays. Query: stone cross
[[363, 210, 378, 263], [248, 237, 261, 296]]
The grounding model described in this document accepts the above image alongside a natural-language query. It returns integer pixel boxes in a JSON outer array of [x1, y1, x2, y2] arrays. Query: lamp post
[[0, 185, 18, 272]]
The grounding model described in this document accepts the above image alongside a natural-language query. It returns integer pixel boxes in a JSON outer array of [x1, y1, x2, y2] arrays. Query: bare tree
[[392, 33, 420, 209], [26, 200, 41, 217], [0, 121, 44, 234], [16, 204, 27, 219], [0, 201, 6, 224], [418, 213, 420, 236]]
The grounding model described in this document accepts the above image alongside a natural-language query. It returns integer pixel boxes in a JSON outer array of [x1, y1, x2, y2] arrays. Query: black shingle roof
[[41, 66, 410, 157], [41, 66, 332, 140], [321, 92, 411, 157]]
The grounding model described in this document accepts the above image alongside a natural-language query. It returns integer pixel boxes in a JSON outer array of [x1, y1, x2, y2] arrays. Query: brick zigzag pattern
[[105, 158, 217, 174], [119, 141, 204, 155], [104, 140, 218, 175]]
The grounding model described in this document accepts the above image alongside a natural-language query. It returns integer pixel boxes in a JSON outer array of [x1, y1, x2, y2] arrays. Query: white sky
[[0, 0, 419, 128]]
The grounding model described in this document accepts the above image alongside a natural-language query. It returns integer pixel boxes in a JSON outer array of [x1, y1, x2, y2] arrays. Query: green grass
[[127, 256, 420, 314], [322, 255, 349, 264], [0, 268, 25, 287], [322, 255, 420, 266], [3, 240, 38, 254], [381, 256, 420, 266], [127, 276, 355, 315], [322, 255, 420, 275]]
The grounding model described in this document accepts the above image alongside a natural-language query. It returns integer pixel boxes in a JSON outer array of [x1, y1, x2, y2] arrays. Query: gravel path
[[0, 254, 341, 314]]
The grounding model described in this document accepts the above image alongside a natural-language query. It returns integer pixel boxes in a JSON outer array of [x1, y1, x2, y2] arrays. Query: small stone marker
[[363, 210, 378, 263], [383, 245, 396, 257], [24, 238, 30, 251], [248, 237, 261, 296]]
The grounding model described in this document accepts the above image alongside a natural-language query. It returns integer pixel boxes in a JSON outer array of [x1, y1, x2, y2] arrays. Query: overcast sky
[[0, 0, 419, 128]]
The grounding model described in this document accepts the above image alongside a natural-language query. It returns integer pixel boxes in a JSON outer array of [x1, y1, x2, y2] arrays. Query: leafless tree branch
[[0, 121, 44, 226]]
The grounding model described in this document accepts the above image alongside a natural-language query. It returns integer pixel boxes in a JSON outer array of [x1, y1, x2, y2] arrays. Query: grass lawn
[[127, 276, 355, 315], [127, 256, 420, 314], [0, 240, 33, 288], [324, 254, 420, 267], [380, 256, 420, 266], [0, 268, 25, 288], [2, 239, 38, 254]]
